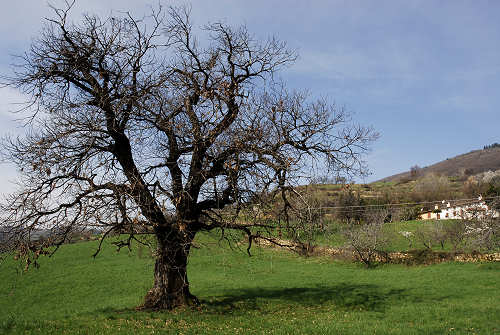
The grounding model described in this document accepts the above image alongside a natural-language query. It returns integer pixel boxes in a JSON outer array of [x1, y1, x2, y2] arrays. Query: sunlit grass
[[1, 233, 499, 334]]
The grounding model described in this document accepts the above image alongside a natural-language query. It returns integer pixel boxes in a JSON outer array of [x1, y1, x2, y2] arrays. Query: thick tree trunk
[[141, 229, 198, 310]]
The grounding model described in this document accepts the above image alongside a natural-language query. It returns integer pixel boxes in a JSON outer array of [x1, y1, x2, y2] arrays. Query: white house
[[419, 197, 499, 220]]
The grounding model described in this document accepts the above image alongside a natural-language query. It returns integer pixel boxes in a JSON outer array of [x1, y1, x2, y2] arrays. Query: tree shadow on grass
[[93, 283, 417, 318], [202, 283, 407, 314]]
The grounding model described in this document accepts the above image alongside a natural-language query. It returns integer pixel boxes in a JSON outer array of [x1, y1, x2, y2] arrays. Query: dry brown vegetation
[[380, 147, 500, 183]]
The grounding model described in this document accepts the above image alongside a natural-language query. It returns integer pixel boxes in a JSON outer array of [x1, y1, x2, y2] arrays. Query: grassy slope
[[302, 179, 465, 208], [1, 233, 499, 334]]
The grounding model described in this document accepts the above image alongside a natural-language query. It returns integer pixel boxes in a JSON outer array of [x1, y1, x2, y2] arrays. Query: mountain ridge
[[378, 147, 500, 183]]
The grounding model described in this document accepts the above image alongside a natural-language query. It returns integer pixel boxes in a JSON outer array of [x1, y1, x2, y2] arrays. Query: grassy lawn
[[1, 233, 499, 334]]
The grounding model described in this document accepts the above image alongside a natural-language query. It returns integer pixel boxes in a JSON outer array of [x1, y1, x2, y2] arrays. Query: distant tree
[[335, 176, 347, 184], [443, 221, 468, 253], [483, 143, 500, 150], [283, 185, 330, 256], [0, 4, 377, 310], [412, 173, 452, 202], [464, 216, 500, 252], [335, 189, 365, 222], [414, 221, 447, 250], [389, 206, 420, 222], [463, 175, 489, 198], [410, 165, 421, 178], [310, 175, 336, 185], [486, 175, 500, 197], [458, 167, 474, 180], [464, 168, 474, 176]]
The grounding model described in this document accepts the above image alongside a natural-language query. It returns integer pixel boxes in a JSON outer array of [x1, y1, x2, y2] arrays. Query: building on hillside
[[419, 197, 499, 220]]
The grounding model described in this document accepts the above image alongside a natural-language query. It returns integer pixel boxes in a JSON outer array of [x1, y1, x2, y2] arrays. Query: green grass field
[[1, 233, 499, 334], [283, 219, 492, 253]]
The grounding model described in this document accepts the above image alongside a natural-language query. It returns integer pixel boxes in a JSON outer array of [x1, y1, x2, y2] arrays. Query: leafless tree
[[410, 164, 421, 179], [443, 221, 468, 253], [343, 209, 390, 267], [414, 221, 447, 250], [283, 185, 329, 256], [0, 3, 377, 310], [412, 173, 452, 202]]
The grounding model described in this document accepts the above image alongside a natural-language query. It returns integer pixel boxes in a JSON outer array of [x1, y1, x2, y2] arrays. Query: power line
[[308, 195, 500, 210]]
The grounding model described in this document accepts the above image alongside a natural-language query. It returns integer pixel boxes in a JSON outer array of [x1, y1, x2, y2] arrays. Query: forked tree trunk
[[141, 229, 198, 310]]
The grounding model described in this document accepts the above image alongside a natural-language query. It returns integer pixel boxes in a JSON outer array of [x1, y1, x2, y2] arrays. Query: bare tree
[[412, 173, 452, 202], [343, 209, 390, 267], [0, 3, 377, 310], [410, 164, 421, 179], [414, 221, 447, 250]]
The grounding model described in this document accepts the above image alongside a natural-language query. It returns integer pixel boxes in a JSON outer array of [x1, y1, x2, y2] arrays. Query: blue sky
[[1, 1, 499, 195]]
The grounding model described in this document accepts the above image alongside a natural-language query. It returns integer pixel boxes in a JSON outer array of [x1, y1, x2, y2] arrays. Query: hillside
[[301, 146, 500, 209], [379, 147, 500, 183]]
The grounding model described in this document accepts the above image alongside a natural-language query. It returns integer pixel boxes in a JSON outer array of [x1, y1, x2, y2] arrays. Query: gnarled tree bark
[[142, 227, 198, 310]]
